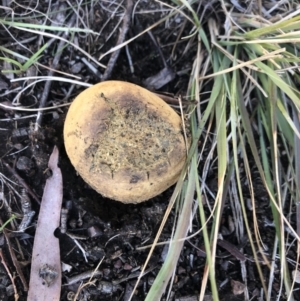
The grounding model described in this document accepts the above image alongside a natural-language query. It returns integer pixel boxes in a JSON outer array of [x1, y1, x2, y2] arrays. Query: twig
[[135, 16, 167, 68], [101, 0, 133, 81], [73, 257, 104, 300], [154, 92, 198, 107], [66, 269, 103, 285], [146, 29, 167, 68], [66, 232, 88, 262], [34, 15, 76, 130], [0, 216, 28, 292], [0, 249, 19, 301], [3, 237, 29, 292], [3, 161, 40, 205], [18, 189, 35, 232], [125, 45, 134, 73]]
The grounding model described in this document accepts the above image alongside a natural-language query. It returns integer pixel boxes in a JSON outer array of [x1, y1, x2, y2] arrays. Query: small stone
[[87, 225, 103, 238], [16, 156, 32, 171], [71, 62, 84, 74], [123, 263, 132, 271], [113, 259, 122, 269]]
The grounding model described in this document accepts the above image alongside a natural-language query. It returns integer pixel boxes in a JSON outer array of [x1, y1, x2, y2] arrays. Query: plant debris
[[27, 146, 63, 301]]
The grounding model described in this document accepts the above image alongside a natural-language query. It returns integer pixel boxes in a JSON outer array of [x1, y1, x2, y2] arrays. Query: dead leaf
[[0, 74, 9, 90], [27, 146, 63, 301], [217, 239, 246, 262], [143, 66, 175, 90], [231, 279, 245, 295]]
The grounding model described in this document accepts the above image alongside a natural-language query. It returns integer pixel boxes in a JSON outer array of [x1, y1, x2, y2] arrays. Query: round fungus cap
[[64, 81, 188, 203]]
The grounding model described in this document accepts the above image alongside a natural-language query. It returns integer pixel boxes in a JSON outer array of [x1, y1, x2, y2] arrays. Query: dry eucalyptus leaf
[[217, 239, 246, 262], [27, 146, 63, 301]]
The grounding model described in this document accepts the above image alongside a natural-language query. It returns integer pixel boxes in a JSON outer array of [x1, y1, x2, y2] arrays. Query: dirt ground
[[0, 1, 298, 301]]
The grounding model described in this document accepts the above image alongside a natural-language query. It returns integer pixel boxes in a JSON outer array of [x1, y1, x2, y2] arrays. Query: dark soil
[[0, 1, 298, 301]]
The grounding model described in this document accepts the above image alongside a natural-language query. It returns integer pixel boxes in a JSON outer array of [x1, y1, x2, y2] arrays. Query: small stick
[[66, 232, 88, 262], [154, 92, 198, 107], [146, 29, 167, 68], [0, 249, 19, 301], [3, 162, 40, 205], [101, 0, 133, 81], [18, 189, 35, 232], [66, 269, 103, 285], [125, 45, 134, 73], [35, 15, 76, 130], [0, 216, 29, 292]]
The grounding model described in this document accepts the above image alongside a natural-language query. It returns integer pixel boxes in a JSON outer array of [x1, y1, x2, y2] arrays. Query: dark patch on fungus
[[130, 175, 142, 183], [86, 93, 181, 178]]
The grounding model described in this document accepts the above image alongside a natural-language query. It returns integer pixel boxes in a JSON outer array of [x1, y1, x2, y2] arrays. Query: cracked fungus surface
[[85, 93, 181, 178]]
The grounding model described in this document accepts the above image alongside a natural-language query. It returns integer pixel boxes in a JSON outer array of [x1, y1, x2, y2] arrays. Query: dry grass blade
[[2, 25, 106, 69], [193, 3, 300, 299]]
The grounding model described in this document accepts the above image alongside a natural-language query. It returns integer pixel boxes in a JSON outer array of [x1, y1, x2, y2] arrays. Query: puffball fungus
[[64, 81, 187, 203]]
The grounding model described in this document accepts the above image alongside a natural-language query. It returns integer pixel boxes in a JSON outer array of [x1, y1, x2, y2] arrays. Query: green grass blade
[[144, 163, 196, 300], [0, 19, 95, 33], [22, 43, 48, 71]]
